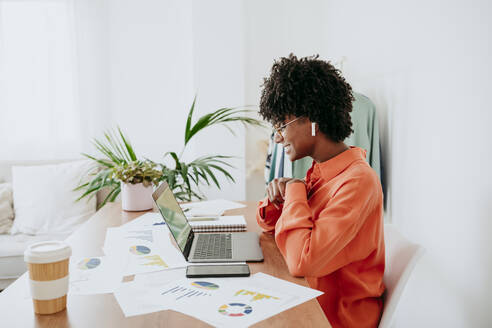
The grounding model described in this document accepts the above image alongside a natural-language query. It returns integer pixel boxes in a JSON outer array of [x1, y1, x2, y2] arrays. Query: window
[[0, 0, 81, 160]]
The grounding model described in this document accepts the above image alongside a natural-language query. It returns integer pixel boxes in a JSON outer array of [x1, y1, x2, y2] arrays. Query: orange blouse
[[257, 147, 385, 328]]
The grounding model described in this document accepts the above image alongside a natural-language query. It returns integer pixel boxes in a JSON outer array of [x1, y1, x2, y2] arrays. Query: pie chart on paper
[[191, 281, 219, 290], [218, 303, 253, 317], [77, 258, 101, 270], [129, 245, 151, 255]]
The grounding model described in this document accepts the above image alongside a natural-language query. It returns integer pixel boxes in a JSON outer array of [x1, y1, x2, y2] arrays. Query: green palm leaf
[[118, 127, 137, 161], [183, 99, 265, 146], [104, 131, 128, 162], [98, 185, 121, 209], [184, 95, 197, 145], [164, 152, 181, 170]]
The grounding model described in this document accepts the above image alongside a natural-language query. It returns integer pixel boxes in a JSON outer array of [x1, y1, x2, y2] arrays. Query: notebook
[[189, 215, 247, 232], [181, 199, 246, 217]]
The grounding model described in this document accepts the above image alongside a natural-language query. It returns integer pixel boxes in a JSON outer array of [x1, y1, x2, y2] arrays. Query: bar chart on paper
[[137, 255, 168, 268], [234, 289, 280, 302]]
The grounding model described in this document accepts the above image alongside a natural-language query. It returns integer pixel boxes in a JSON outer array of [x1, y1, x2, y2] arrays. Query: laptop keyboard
[[193, 233, 232, 259]]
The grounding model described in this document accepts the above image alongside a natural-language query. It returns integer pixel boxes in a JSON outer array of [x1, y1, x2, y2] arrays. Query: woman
[[256, 54, 385, 328]]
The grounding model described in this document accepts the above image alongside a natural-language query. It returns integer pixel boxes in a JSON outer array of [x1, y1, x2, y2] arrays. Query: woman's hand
[[267, 178, 306, 209]]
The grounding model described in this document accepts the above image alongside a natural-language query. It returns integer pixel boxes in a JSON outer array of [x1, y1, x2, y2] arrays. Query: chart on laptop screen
[[155, 186, 192, 252]]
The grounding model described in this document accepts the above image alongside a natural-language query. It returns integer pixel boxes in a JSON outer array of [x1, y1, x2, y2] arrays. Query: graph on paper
[[218, 303, 253, 317], [77, 257, 101, 270], [191, 281, 219, 290], [161, 283, 216, 300], [137, 255, 168, 268], [234, 289, 280, 302], [129, 245, 151, 255], [125, 230, 153, 243]]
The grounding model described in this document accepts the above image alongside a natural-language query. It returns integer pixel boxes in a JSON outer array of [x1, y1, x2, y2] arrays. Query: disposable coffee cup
[[24, 241, 72, 315]]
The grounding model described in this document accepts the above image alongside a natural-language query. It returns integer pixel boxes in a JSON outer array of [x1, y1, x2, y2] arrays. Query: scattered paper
[[114, 271, 323, 327], [172, 273, 322, 327], [68, 209, 323, 326], [114, 268, 185, 317], [243, 272, 324, 314], [69, 256, 124, 295], [103, 224, 188, 275], [114, 268, 250, 317], [120, 212, 166, 229]]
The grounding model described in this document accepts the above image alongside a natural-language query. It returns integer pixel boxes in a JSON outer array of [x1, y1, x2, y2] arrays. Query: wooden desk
[[0, 202, 330, 327]]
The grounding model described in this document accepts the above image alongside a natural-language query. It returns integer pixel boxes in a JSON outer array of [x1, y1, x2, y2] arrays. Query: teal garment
[[266, 140, 293, 182], [273, 92, 382, 181], [292, 156, 312, 179], [347, 92, 381, 180], [267, 138, 278, 182]]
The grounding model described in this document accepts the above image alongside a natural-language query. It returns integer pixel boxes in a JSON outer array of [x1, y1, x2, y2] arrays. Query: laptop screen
[[153, 183, 192, 254]]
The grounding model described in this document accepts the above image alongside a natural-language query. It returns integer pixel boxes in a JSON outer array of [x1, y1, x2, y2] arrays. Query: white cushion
[[0, 232, 69, 281], [10, 160, 96, 235], [0, 183, 14, 234]]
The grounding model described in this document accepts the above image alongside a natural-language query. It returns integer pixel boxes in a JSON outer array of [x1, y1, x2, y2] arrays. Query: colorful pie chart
[[191, 281, 219, 290], [218, 303, 253, 317], [77, 258, 101, 270], [129, 245, 151, 255]]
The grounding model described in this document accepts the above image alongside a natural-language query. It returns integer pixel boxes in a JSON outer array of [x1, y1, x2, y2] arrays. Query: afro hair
[[259, 54, 354, 142]]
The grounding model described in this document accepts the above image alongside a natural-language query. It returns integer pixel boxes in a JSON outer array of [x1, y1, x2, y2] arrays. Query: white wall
[[321, 1, 492, 326], [73, 0, 111, 152], [243, 0, 492, 326], [107, 0, 194, 163], [106, 0, 246, 200], [189, 0, 246, 200]]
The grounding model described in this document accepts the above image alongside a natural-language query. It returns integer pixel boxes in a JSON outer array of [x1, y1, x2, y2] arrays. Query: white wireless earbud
[[311, 122, 316, 136]]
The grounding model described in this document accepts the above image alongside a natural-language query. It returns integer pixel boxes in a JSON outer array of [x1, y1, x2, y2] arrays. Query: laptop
[[152, 182, 264, 262]]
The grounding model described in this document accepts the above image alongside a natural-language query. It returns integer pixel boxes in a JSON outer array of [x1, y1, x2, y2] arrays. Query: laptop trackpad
[[232, 232, 264, 262]]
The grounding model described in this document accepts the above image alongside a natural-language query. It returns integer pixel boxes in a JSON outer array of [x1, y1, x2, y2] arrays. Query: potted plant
[[113, 160, 162, 211], [74, 128, 161, 211], [75, 97, 264, 209]]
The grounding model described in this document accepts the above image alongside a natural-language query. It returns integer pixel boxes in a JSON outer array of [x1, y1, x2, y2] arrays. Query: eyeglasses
[[273, 117, 301, 138]]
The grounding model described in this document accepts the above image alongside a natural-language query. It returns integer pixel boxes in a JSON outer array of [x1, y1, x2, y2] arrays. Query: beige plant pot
[[121, 182, 154, 211]]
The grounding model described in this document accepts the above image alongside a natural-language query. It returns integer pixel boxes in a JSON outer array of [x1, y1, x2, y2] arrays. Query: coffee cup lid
[[24, 241, 72, 264]]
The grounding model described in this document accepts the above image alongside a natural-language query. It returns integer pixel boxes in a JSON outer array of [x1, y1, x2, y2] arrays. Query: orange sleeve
[[256, 197, 283, 233], [274, 178, 378, 277]]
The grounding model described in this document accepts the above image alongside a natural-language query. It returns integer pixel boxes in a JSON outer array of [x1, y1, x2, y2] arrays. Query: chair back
[[379, 224, 425, 328]]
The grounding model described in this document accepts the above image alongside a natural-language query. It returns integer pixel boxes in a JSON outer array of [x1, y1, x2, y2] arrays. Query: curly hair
[[259, 54, 354, 142]]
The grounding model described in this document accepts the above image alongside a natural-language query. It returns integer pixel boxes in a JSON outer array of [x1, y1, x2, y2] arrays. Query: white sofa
[[0, 160, 104, 290]]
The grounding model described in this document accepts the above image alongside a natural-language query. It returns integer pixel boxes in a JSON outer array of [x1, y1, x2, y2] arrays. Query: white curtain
[[0, 0, 106, 161]]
